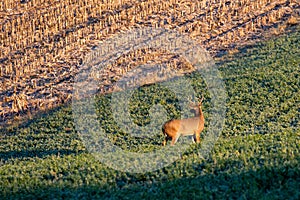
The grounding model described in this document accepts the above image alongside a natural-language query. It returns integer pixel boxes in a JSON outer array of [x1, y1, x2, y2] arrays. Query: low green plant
[[0, 30, 299, 199]]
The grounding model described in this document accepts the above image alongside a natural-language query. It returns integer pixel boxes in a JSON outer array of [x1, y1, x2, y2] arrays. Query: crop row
[[0, 0, 298, 124], [1, 0, 296, 77]]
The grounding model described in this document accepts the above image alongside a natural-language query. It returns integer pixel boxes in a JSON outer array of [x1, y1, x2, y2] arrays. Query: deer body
[[162, 97, 205, 146]]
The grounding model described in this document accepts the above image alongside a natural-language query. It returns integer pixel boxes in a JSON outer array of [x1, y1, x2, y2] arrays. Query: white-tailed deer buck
[[162, 96, 205, 146]]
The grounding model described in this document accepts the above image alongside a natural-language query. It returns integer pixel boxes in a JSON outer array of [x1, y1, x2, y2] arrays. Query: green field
[[0, 30, 299, 199]]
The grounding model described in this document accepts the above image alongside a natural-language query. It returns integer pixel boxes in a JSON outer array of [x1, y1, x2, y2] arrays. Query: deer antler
[[187, 96, 196, 106], [199, 95, 204, 103]]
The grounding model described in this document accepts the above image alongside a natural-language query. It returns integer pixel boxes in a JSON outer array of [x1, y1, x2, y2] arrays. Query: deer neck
[[197, 106, 204, 122]]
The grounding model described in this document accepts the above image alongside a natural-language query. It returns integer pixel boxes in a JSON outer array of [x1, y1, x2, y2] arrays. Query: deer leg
[[192, 134, 196, 143], [195, 131, 201, 143], [162, 139, 167, 146], [170, 134, 180, 146], [162, 133, 169, 146]]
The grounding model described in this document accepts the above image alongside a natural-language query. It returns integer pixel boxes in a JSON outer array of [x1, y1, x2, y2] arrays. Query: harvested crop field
[[0, 0, 299, 125]]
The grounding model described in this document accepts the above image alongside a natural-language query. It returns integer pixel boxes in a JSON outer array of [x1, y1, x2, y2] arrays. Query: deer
[[162, 96, 205, 146]]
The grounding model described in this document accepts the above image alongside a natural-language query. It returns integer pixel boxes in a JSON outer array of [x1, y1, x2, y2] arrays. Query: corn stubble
[[0, 0, 299, 124]]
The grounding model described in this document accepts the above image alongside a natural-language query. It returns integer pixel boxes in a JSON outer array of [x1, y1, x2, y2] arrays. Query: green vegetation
[[1, 31, 299, 199]]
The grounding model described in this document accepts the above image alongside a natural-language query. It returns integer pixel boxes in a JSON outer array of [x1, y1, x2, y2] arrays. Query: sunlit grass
[[0, 30, 299, 199]]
